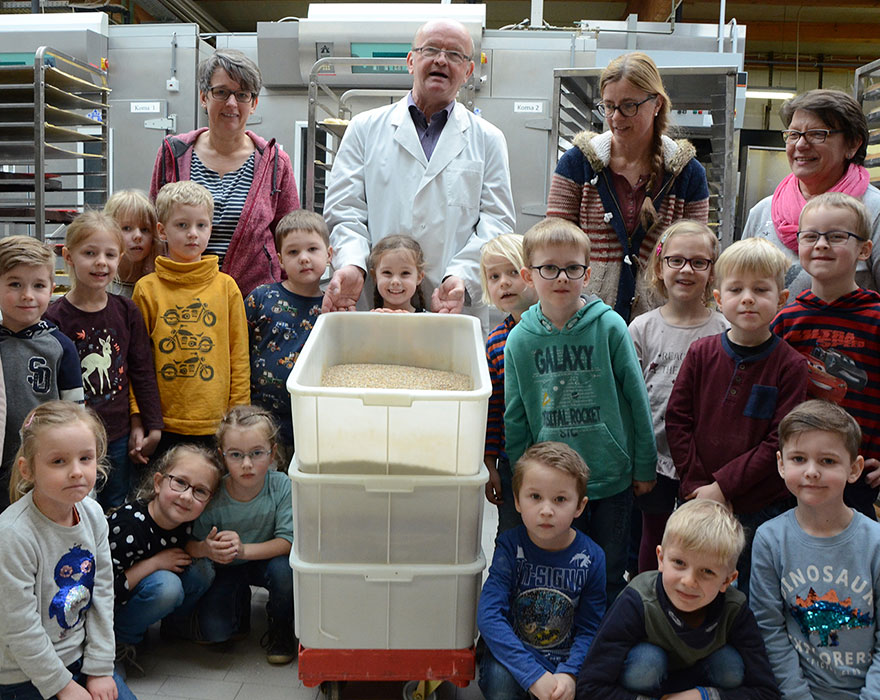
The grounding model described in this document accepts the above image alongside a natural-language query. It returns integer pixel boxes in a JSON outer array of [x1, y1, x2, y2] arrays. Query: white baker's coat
[[324, 96, 516, 313]]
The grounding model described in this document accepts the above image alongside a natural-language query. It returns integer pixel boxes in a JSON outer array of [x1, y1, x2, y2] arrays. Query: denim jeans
[[98, 435, 135, 511], [196, 555, 294, 643], [0, 658, 136, 700], [495, 456, 523, 538], [478, 648, 530, 700], [573, 487, 632, 606], [114, 562, 215, 645], [620, 642, 744, 695]]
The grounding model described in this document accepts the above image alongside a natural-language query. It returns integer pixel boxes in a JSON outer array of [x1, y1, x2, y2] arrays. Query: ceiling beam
[[623, 0, 677, 21], [683, 0, 880, 7], [743, 20, 880, 43]]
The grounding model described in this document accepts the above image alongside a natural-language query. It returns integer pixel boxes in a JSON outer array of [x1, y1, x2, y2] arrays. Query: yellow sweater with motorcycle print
[[132, 255, 250, 435]]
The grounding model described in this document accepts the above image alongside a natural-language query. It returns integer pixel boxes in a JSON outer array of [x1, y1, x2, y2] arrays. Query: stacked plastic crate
[[287, 312, 490, 651]]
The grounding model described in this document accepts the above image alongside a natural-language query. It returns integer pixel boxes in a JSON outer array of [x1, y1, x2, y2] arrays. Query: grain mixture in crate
[[322, 363, 472, 391]]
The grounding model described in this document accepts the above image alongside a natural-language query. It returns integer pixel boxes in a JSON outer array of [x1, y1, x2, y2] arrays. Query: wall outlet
[[166, 77, 180, 92]]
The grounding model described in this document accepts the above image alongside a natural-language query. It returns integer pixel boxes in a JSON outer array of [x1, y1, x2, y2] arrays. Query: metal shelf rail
[[305, 57, 408, 214], [0, 45, 110, 241], [855, 57, 880, 189]]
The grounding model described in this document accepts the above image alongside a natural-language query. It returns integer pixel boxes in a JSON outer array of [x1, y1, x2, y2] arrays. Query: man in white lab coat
[[322, 18, 516, 321]]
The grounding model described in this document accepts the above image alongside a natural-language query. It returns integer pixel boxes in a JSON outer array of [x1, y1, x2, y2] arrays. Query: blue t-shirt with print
[[245, 282, 322, 444]]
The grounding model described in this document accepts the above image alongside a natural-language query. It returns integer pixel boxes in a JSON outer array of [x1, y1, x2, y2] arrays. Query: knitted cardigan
[[547, 131, 709, 322]]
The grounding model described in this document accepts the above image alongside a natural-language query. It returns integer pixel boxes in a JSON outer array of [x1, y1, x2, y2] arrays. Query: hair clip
[[22, 412, 35, 430]]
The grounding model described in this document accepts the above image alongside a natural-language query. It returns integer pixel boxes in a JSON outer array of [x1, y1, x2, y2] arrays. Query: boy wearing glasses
[[666, 237, 808, 597], [504, 217, 656, 604], [771, 192, 880, 518]]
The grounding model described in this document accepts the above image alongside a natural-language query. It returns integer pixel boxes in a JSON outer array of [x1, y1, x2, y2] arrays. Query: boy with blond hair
[[0, 237, 83, 508], [577, 499, 779, 699], [504, 217, 656, 603], [666, 237, 808, 596], [132, 181, 249, 457], [480, 233, 537, 534], [478, 441, 606, 700], [771, 192, 880, 518], [245, 209, 332, 458], [752, 400, 880, 699]]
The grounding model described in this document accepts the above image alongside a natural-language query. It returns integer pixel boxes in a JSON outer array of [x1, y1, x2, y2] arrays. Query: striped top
[[190, 150, 255, 265], [485, 314, 516, 461], [772, 288, 880, 509]]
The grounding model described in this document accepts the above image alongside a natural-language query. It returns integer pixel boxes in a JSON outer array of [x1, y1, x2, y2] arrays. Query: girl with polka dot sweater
[[108, 444, 223, 663]]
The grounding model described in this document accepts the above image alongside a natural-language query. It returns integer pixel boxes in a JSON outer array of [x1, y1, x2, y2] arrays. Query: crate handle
[[364, 572, 415, 583], [360, 392, 414, 407], [363, 480, 416, 493]]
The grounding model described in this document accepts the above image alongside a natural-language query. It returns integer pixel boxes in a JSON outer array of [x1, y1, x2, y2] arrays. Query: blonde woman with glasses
[[547, 51, 709, 323]]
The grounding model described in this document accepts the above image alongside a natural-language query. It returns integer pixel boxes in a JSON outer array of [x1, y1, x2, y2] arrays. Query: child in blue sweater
[[477, 441, 606, 700]]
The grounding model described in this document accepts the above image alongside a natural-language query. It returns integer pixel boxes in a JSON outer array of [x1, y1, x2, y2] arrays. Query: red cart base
[[298, 645, 476, 688]]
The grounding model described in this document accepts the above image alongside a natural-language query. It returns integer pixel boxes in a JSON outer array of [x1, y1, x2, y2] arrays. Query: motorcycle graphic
[[159, 356, 214, 382], [162, 302, 216, 327], [158, 328, 214, 354]]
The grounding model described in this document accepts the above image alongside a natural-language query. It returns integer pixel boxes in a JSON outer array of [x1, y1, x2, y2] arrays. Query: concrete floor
[[126, 501, 498, 700]]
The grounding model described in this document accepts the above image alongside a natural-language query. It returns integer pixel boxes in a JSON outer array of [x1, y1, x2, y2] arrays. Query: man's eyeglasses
[[164, 474, 213, 502], [207, 86, 256, 104], [529, 264, 590, 280], [596, 95, 657, 118], [223, 448, 273, 465], [411, 46, 471, 65], [796, 230, 866, 246], [663, 256, 713, 272], [781, 129, 843, 145]]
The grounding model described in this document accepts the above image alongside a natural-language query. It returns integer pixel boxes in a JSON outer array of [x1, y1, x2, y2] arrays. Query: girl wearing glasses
[[627, 220, 728, 573], [150, 49, 300, 297], [547, 52, 709, 323], [109, 444, 223, 676], [186, 406, 295, 665], [743, 89, 880, 297]]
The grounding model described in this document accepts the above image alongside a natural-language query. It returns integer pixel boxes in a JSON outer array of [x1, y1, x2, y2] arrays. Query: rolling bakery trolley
[[287, 313, 491, 699]]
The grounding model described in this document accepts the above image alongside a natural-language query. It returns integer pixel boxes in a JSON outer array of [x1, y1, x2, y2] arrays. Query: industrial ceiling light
[[745, 87, 797, 100]]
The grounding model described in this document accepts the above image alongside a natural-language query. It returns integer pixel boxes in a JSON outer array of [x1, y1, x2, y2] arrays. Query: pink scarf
[[770, 162, 870, 251]]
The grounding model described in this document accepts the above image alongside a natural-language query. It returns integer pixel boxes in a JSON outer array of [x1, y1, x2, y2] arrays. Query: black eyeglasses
[[596, 95, 657, 118], [529, 264, 589, 280], [223, 448, 273, 464], [411, 46, 471, 65], [207, 86, 256, 103], [796, 230, 866, 246], [781, 129, 843, 145], [164, 474, 213, 502], [663, 256, 713, 271]]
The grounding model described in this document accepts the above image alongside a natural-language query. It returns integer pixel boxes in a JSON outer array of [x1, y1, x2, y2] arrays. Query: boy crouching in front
[[478, 441, 606, 700], [577, 499, 779, 699]]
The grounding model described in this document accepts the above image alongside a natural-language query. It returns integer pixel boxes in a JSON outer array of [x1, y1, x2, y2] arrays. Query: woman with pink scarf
[[742, 89, 880, 295]]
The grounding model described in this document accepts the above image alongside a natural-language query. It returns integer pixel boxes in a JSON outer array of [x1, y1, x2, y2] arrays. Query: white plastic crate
[[287, 313, 490, 476], [291, 552, 486, 649], [289, 459, 488, 565]]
